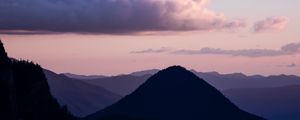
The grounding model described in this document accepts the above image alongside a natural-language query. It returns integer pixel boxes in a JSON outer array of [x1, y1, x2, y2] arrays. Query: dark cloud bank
[[0, 0, 245, 34]]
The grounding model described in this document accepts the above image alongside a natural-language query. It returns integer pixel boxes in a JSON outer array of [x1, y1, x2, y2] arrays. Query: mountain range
[[66, 69, 300, 96], [195, 72, 300, 90], [79, 74, 152, 96], [62, 73, 106, 80], [86, 66, 265, 120], [44, 69, 121, 117], [54, 68, 300, 120]]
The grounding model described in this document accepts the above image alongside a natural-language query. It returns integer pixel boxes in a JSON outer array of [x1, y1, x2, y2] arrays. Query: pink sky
[[1, 33, 299, 76], [1, 0, 300, 75]]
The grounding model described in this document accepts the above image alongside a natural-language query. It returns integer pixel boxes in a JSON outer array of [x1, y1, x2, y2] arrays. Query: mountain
[[86, 66, 265, 120], [130, 69, 159, 76], [129, 69, 300, 90], [62, 73, 106, 80], [0, 40, 75, 120], [223, 85, 300, 120], [195, 72, 300, 90], [53, 69, 300, 120], [65, 70, 155, 96], [83, 74, 151, 96], [79, 69, 300, 97], [44, 70, 121, 117]]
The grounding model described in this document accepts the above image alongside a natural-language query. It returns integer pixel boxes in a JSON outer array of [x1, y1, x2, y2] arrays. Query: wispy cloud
[[172, 43, 300, 57], [0, 0, 245, 34], [253, 16, 289, 32], [172, 48, 286, 57], [132, 43, 300, 57], [131, 47, 171, 54], [287, 63, 297, 68], [278, 63, 299, 68]]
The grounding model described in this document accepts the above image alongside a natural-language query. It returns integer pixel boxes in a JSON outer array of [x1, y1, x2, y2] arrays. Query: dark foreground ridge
[[86, 66, 265, 120], [0, 40, 76, 120]]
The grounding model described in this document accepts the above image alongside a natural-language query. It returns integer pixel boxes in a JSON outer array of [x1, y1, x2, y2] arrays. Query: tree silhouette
[[0, 40, 17, 120], [0, 40, 76, 120]]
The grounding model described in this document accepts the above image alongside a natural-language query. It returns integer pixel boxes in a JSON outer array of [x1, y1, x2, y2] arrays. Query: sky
[[1, 0, 300, 76]]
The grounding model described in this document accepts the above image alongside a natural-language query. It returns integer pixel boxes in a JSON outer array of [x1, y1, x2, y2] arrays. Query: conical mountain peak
[[140, 65, 211, 90], [161, 65, 188, 72], [154, 66, 193, 77]]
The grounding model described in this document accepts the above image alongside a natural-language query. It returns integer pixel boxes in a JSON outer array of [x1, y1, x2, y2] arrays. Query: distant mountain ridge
[[195, 71, 300, 90], [82, 74, 152, 96], [129, 69, 159, 76], [86, 66, 265, 120], [44, 70, 121, 117], [62, 73, 106, 80], [72, 69, 300, 96]]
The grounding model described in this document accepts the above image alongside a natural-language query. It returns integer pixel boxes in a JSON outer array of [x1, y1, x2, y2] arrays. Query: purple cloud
[[281, 43, 300, 52], [171, 43, 300, 57], [0, 0, 245, 34], [253, 16, 289, 32]]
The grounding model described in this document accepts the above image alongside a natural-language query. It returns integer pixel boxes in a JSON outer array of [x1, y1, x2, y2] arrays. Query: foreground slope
[[86, 66, 265, 120], [223, 85, 300, 120]]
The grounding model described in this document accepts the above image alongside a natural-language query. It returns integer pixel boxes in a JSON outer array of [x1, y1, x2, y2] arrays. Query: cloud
[[253, 16, 289, 32], [0, 0, 245, 34], [287, 63, 297, 68], [131, 47, 171, 54], [277, 63, 299, 68], [281, 43, 300, 52], [172, 43, 300, 57], [172, 48, 287, 57]]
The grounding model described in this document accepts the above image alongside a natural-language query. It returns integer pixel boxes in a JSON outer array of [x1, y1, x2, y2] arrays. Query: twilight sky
[[1, 0, 300, 75]]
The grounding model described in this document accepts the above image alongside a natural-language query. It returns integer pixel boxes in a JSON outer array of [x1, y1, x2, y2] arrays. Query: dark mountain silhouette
[[0, 40, 75, 120], [86, 66, 265, 120], [44, 69, 121, 117], [62, 73, 106, 80], [223, 85, 300, 120], [83, 74, 151, 96]]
